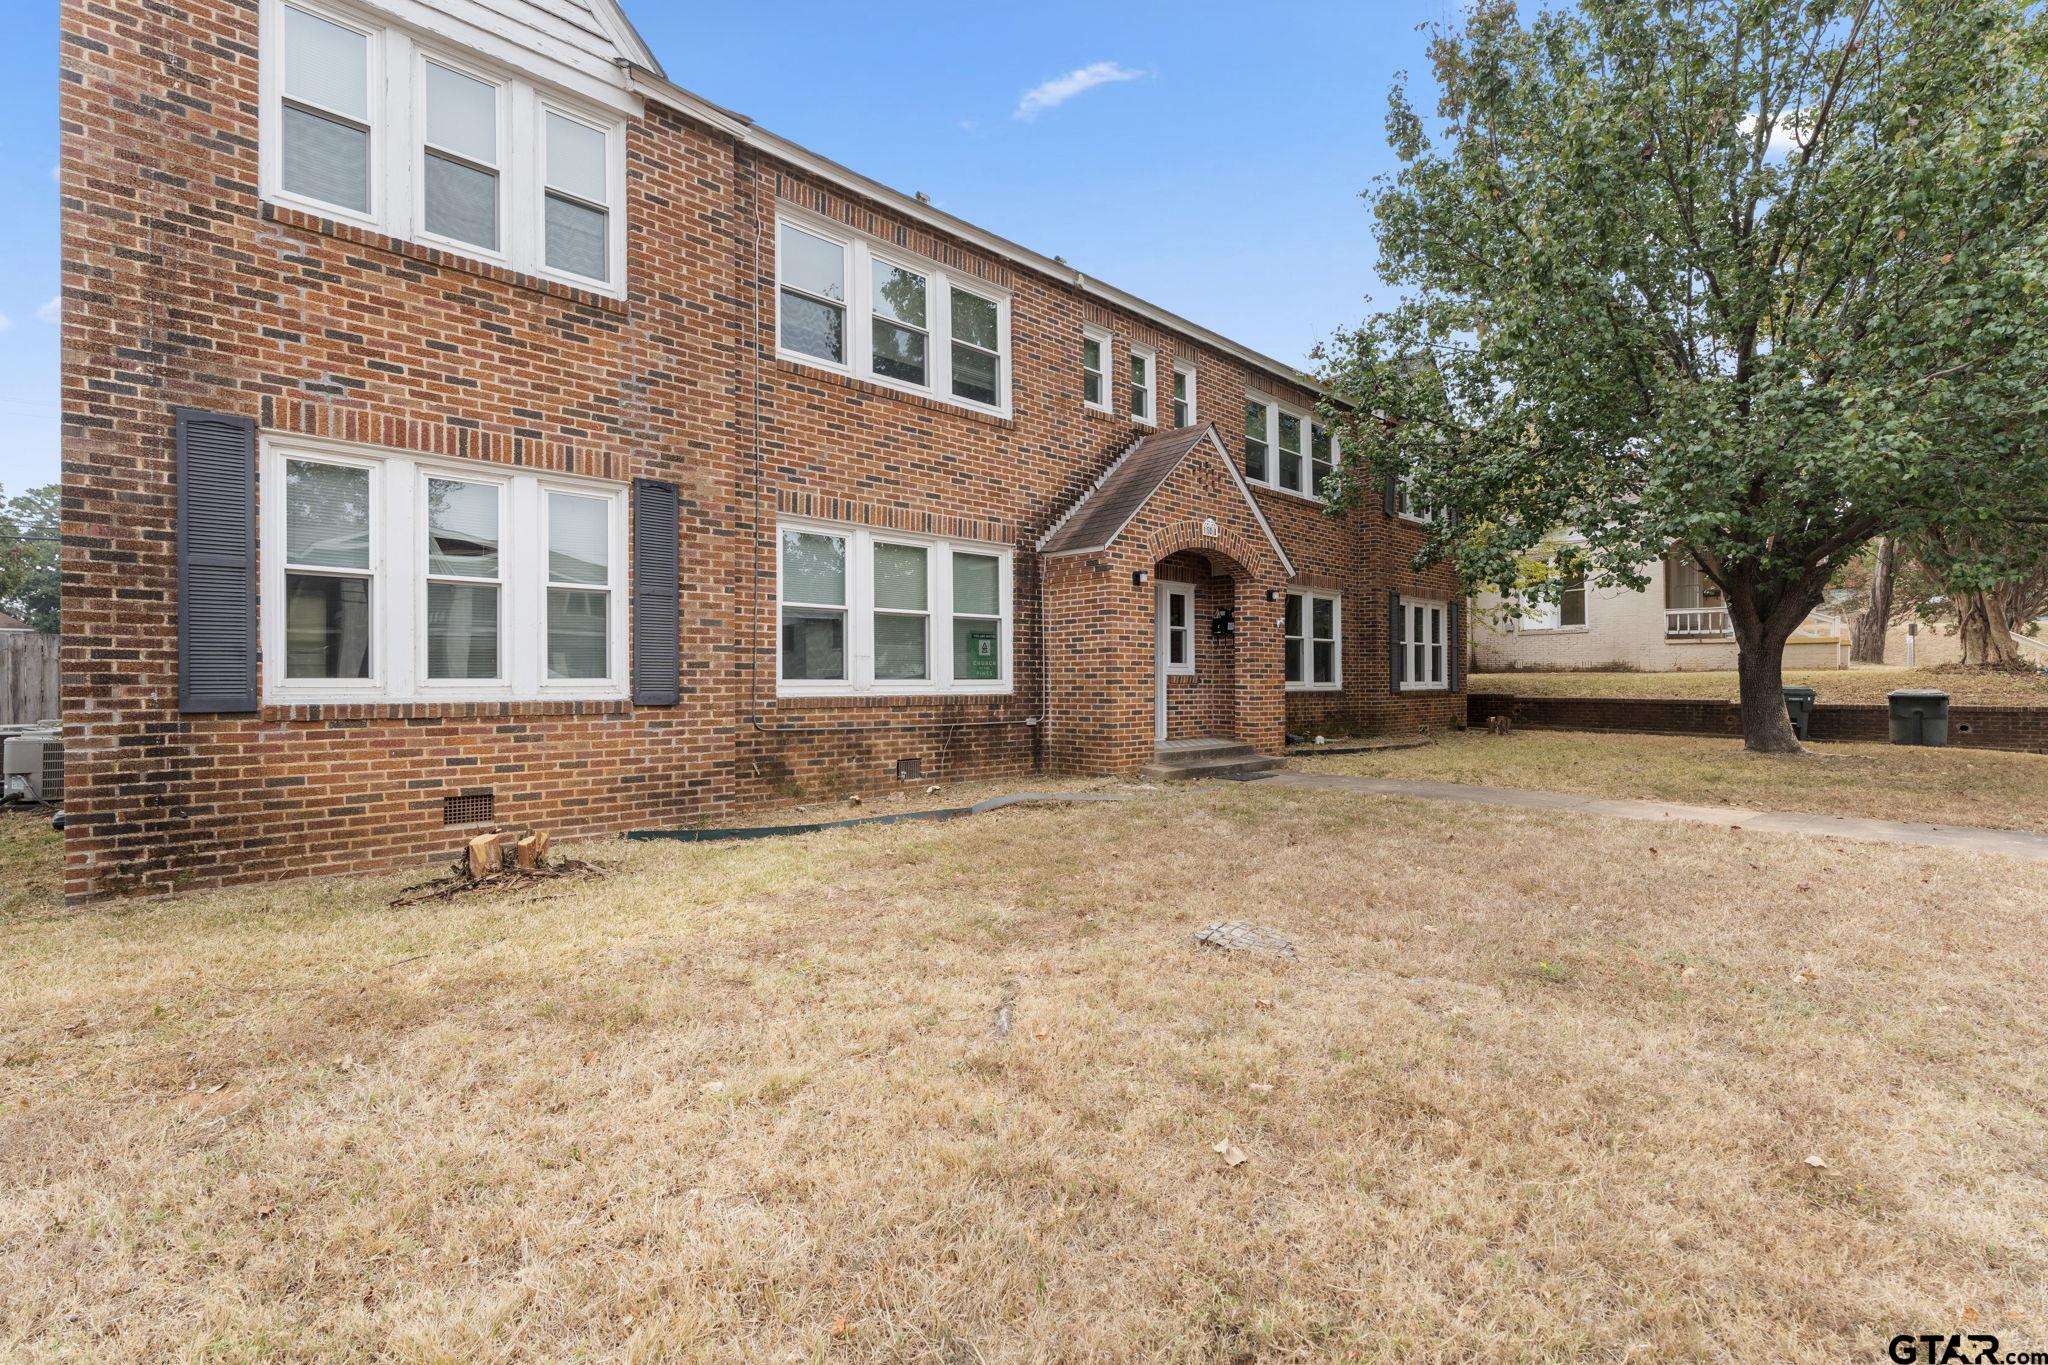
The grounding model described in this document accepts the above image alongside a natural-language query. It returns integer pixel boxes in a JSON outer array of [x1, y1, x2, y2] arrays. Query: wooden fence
[[1, 632, 58, 726]]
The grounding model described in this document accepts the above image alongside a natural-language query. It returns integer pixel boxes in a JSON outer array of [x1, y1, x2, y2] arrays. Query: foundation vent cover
[[443, 791, 495, 827]]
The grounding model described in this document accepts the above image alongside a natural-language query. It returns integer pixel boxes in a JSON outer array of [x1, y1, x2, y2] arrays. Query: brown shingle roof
[[1039, 425, 1222, 556], [1036, 424, 1295, 576]]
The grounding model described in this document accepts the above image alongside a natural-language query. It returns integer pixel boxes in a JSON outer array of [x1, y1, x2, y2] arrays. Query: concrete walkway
[[1251, 770, 2048, 863]]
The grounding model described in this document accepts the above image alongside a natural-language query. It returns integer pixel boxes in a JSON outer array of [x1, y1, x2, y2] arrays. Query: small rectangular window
[[950, 286, 1001, 406], [871, 260, 929, 387], [778, 222, 848, 364], [280, 4, 372, 214], [282, 458, 374, 680], [1082, 329, 1108, 409], [1172, 364, 1194, 427], [952, 551, 1002, 681], [780, 529, 848, 683], [1244, 399, 1269, 482], [1285, 591, 1341, 690], [1310, 422, 1334, 497], [1277, 411, 1303, 492], [1160, 584, 1193, 675], [543, 110, 609, 282], [1559, 568, 1587, 627], [1129, 346, 1155, 424], [545, 491, 610, 680], [421, 59, 499, 251]]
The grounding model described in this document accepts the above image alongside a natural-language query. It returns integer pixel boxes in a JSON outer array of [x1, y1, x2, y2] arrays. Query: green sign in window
[[961, 627, 998, 680]]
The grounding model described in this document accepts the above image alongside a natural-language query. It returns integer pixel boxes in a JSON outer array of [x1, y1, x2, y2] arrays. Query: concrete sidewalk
[[1251, 770, 2048, 863]]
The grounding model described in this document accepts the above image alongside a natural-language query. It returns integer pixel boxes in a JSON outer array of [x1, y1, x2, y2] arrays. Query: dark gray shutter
[[176, 407, 258, 713], [1389, 590, 1405, 694], [1447, 600, 1462, 692], [1382, 470, 1399, 516], [631, 477, 681, 706]]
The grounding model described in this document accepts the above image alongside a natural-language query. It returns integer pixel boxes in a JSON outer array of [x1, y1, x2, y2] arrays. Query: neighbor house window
[[1172, 363, 1195, 427], [543, 109, 611, 282], [1400, 597, 1449, 691], [263, 441, 627, 702], [1244, 398, 1269, 482], [773, 211, 1011, 414], [1522, 562, 1587, 630], [778, 221, 849, 364], [262, 0, 626, 287], [1129, 345, 1156, 425], [1082, 326, 1109, 410], [1285, 590, 1340, 690], [419, 58, 501, 252], [778, 522, 1011, 695], [278, 3, 374, 216]]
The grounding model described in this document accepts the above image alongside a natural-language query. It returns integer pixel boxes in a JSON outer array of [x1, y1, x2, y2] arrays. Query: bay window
[[262, 0, 627, 289], [773, 210, 1012, 415], [263, 439, 628, 702], [1285, 590, 1341, 690], [778, 521, 1012, 695]]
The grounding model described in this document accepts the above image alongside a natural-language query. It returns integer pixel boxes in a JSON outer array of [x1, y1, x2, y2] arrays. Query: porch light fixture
[[1132, 570, 1150, 586], [1265, 588, 1281, 602]]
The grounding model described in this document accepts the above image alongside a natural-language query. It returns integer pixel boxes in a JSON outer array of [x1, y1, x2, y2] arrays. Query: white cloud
[[1739, 112, 1809, 159], [0, 312, 11, 334], [1013, 61, 1146, 121], [37, 296, 60, 325]]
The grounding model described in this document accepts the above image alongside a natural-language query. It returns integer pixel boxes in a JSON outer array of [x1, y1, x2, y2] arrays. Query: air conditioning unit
[[3, 733, 62, 804]]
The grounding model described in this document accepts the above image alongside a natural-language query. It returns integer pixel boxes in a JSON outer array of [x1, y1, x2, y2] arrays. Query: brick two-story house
[[57, 0, 1467, 899]]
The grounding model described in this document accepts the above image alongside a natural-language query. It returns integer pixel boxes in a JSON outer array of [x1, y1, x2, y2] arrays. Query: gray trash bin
[[1781, 685, 1817, 741], [1886, 689, 1951, 746]]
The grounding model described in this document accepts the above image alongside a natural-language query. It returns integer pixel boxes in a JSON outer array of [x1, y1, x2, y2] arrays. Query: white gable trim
[[366, 0, 643, 112]]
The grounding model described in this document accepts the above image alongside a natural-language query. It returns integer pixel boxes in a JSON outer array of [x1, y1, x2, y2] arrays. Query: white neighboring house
[[1471, 541, 1848, 672]]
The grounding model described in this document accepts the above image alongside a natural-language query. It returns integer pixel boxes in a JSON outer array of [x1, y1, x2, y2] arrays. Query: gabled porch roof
[[1035, 423, 1296, 577]]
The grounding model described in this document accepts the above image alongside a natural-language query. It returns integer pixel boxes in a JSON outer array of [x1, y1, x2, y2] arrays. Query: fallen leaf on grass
[[1253, 998, 1274, 1012], [1248, 1082, 1275, 1096], [700, 1080, 726, 1095], [1804, 1154, 1829, 1170], [1212, 1139, 1247, 1167], [829, 1317, 852, 1338]]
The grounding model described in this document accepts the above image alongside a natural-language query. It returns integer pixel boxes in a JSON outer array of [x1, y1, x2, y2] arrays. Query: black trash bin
[[1781, 685, 1817, 741], [1886, 689, 1951, 746]]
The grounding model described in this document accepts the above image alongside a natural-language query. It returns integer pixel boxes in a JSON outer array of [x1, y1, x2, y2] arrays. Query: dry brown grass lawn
[[1303, 730, 2048, 835], [5, 789, 2048, 1360], [1471, 665, 2048, 707]]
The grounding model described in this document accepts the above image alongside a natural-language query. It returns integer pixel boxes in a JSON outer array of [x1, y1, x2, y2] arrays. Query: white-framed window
[[1082, 324, 1110, 412], [1172, 362, 1196, 428], [1159, 582, 1194, 676], [1242, 396, 1330, 499], [1129, 344, 1157, 426], [1399, 597, 1449, 691], [777, 520, 1012, 697], [259, 0, 628, 292], [772, 208, 1012, 417], [262, 435, 629, 703], [1520, 562, 1587, 631], [417, 54, 504, 256], [1285, 591, 1341, 690], [1392, 475, 1439, 523]]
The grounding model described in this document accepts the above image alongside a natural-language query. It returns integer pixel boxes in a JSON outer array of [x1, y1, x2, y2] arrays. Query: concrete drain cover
[[1192, 921, 1298, 959]]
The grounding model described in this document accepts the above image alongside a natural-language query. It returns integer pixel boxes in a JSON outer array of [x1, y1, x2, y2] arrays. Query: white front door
[[1155, 582, 1194, 743]]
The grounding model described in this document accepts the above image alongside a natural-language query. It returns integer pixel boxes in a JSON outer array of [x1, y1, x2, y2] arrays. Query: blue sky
[[0, 0, 1465, 492]]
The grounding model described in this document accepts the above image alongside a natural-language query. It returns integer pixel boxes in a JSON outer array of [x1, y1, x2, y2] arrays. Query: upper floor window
[[1082, 326, 1110, 411], [774, 210, 1012, 416], [1244, 397, 1330, 499], [264, 439, 627, 703], [262, 0, 626, 292], [1129, 345, 1156, 425], [1172, 363, 1195, 427], [777, 521, 1013, 696], [1391, 475, 1438, 523]]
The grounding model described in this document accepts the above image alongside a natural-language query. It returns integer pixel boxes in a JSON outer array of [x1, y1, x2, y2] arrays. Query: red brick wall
[[59, 0, 1467, 899], [1468, 693, 2048, 754]]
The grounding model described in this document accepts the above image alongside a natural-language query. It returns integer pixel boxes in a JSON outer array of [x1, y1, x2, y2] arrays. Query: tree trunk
[[1850, 537, 1895, 665], [1957, 587, 2025, 667], [1723, 570, 1813, 754]]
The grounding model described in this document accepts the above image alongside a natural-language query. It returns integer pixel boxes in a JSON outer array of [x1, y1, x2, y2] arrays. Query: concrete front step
[[1151, 738, 1256, 764], [1137, 753, 1284, 783]]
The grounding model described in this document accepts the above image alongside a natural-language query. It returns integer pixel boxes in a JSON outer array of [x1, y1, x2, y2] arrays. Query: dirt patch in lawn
[[3, 786, 2046, 1359], [1297, 728, 2048, 834]]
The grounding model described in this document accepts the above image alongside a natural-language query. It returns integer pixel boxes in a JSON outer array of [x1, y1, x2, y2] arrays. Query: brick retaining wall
[[1467, 693, 2048, 755]]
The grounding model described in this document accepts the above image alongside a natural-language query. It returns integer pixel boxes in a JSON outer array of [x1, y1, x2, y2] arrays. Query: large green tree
[[0, 484, 59, 634], [1320, 0, 2048, 751]]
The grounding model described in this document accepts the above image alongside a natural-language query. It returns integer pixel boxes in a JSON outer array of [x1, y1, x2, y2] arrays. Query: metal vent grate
[[443, 791, 495, 827], [896, 757, 923, 780]]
